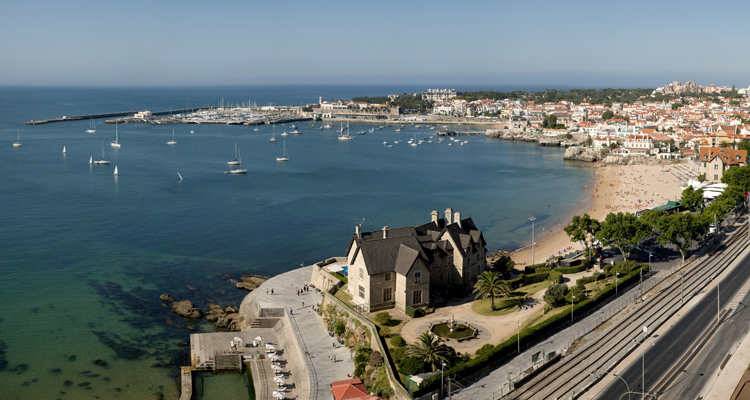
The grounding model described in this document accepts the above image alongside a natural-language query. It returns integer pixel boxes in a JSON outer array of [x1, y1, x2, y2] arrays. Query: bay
[[0, 86, 592, 399]]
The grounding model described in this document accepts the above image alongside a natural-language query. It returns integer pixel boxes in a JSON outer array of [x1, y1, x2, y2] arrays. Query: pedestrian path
[[254, 266, 354, 400]]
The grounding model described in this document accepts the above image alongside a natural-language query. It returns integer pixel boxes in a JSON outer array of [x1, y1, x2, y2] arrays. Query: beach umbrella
[[270, 354, 280, 361], [266, 343, 276, 350], [272, 364, 283, 371], [254, 336, 263, 342], [274, 376, 286, 385], [272, 390, 286, 399]]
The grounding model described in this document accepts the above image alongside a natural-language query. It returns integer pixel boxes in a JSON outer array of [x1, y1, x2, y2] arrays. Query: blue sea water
[[0, 86, 593, 399]]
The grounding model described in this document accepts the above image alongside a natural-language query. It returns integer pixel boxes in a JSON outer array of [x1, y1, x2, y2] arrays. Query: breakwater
[[24, 107, 211, 125], [485, 128, 584, 147]]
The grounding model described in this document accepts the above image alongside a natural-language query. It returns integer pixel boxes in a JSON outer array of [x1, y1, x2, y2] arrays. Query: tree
[[717, 185, 746, 210], [543, 284, 569, 307], [405, 332, 452, 372], [658, 212, 708, 264], [680, 186, 704, 210], [490, 251, 515, 275], [563, 213, 601, 258], [672, 102, 684, 110], [640, 209, 667, 235], [472, 271, 511, 310], [737, 140, 750, 152], [722, 165, 750, 193], [602, 110, 614, 120], [595, 212, 650, 260]]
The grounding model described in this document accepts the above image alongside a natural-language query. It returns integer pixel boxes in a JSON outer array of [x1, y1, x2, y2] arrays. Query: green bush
[[371, 366, 395, 398], [398, 356, 428, 376], [556, 264, 588, 274], [354, 346, 372, 364], [369, 350, 384, 367], [379, 326, 391, 337], [389, 346, 406, 365], [522, 272, 550, 286], [593, 272, 604, 281], [543, 284, 569, 307], [475, 343, 494, 356], [523, 263, 549, 274], [576, 276, 596, 286], [335, 322, 346, 337], [354, 361, 367, 377], [406, 306, 424, 318], [566, 285, 587, 302], [375, 312, 392, 326], [548, 271, 563, 285], [390, 335, 406, 348]]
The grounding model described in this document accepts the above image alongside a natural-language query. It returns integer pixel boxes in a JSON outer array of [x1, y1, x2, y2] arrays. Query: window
[[703, 162, 706, 168], [714, 164, 718, 170], [414, 272, 421, 284], [358, 285, 365, 299], [384, 273, 391, 282], [714, 174, 718, 181], [359, 268, 364, 279], [412, 290, 422, 305], [383, 288, 392, 302]]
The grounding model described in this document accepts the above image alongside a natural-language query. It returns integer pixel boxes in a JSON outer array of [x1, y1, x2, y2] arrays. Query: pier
[[24, 107, 211, 125]]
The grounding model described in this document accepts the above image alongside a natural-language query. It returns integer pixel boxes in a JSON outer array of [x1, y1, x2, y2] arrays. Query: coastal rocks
[[601, 155, 681, 166], [538, 137, 562, 146], [206, 304, 242, 331], [563, 147, 602, 162], [235, 275, 267, 291], [171, 300, 203, 319], [159, 294, 173, 302]]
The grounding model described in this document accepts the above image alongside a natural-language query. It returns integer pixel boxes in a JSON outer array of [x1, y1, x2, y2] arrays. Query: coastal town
[[158, 82, 750, 400]]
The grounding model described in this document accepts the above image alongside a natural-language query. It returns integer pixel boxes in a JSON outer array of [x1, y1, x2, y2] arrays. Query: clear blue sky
[[1, 0, 748, 88]]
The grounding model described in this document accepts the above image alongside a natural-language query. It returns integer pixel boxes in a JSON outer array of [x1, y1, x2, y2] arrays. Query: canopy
[[269, 354, 280, 361], [272, 365, 283, 371], [254, 336, 263, 342], [272, 391, 286, 399], [327, 265, 344, 273], [274, 376, 286, 383], [266, 343, 276, 350]]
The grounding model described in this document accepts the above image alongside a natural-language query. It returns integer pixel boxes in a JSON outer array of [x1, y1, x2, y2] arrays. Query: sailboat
[[177, 171, 183, 181], [167, 129, 177, 145], [338, 120, 354, 140], [113, 166, 118, 176], [110, 122, 121, 148], [86, 118, 96, 134], [276, 142, 289, 162], [228, 143, 241, 165], [225, 149, 248, 174], [91, 142, 110, 165], [62, 146, 66, 154], [13, 130, 22, 147], [269, 124, 277, 143]]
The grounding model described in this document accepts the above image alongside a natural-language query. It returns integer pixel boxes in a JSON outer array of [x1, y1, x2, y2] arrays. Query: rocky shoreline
[[562, 146, 687, 165], [485, 128, 583, 147]]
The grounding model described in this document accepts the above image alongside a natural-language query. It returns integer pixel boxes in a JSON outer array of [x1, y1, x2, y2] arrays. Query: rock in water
[[216, 313, 243, 331], [563, 147, 601, 162], [171, 300, 203, 319], [235, 282, 257, 291], [159, 294, 173, 302]]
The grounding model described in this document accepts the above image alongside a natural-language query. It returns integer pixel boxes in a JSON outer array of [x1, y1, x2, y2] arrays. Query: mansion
[[344, 208, 486, 313]]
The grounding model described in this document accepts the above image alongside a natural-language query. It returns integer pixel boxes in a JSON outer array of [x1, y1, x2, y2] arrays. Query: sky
[[1, 0, 748, 88]]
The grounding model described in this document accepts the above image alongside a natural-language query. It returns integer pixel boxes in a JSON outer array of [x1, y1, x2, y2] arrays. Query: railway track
[[503, 224, 749, 400]]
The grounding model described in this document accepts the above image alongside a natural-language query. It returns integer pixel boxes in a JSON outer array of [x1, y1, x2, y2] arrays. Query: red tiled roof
[[698, 147, 747, 165]]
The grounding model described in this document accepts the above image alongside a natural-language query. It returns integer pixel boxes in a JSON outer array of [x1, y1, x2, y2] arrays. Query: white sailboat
[[227, 143, 241, 165], [269, 124, 277, 143], [110, 122, 121, 148], [62, 146, 66, 154], [177, 171, 183, 181], [113, 166, 118, 176], [13, 130, 22, 147], [167, 130, 177, 145], [92, 142, 110, 165], [86, 118, 96, 134], [338, 120, 354, 140], [276, 142, 289, 162]]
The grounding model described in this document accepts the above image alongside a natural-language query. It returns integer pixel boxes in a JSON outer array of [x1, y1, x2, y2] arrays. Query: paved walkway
[[255, 266, 354, 400]]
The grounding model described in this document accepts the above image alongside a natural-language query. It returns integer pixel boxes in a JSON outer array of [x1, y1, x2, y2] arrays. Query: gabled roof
[[699, 147, 747, 165], [331, 378, 377, 400]]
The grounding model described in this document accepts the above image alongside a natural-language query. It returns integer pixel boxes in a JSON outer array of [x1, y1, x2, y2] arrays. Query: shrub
[[548, 271, 563, 285], [375, 312, 392, 326], [523, 272, 550, 286], [354, 361, 367, 377], [543, 284, 569, 307], [593, 272, 604, 281], [398, 356, 428, 375], [390, 335, 406, 348], [406, 306, 424, 318], [475, 344, 494, 356], [335, 322, 346, 337], [576, 276, 596, 286], [369, 350, 384, 367], [354, 346, 372, 364], [379, 327, 391, 338], [389, 346, 406, 365], [566, 282, 588, 302], [556, 264, 587, 274]]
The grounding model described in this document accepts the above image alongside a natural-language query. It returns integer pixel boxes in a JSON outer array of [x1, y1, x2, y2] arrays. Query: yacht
[[225, 167, 247, 174], [276, 142, 289, 162], [86, 118, 96, 134], [13, 130, 22, 147], [167, 130, 177, 145], [269, 124, 278, 143], [91, 142, 110, 165], [110, 122, 121, 148], [227, 143, 241, 165]]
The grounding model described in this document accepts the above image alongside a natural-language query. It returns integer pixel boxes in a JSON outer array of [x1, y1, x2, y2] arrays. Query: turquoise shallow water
[[0, 86, 593, 399]]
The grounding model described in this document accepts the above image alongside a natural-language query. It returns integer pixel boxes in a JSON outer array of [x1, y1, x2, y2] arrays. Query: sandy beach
[[511, 163, 686, 266]]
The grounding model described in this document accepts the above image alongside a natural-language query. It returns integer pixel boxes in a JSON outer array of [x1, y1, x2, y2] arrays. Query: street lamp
[[571, 295, 576, 323], [517, 321, 521, 354], [639, 326, 650, 400], [616, 272, 619, 298], [530, 217, 537, 266], [441, 361, 447, 397], [612, 371, 631, 400]]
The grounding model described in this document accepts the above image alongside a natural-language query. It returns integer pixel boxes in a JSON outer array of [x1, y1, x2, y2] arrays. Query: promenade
[[250, 266, 355, 400]]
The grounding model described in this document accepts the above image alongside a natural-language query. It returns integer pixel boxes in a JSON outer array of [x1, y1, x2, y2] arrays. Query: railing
[[285, 310, 319, 400]]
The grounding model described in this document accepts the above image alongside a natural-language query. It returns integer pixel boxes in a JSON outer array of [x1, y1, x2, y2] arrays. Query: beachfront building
[[344, 208, 486, 313], [699, 147, 748, 183], [622, 134, 654, 156], [421, 89, 461, 101]]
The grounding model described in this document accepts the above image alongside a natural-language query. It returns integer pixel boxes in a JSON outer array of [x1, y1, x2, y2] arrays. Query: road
[[596, 248, 750, 399]]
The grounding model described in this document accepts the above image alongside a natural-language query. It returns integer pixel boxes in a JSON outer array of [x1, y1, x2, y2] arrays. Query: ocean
[[0, 85, 593, 399]]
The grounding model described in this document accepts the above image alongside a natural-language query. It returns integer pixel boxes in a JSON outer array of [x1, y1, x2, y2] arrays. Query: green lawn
[[520, 304, 568, 330], [334, 286, 356, 308], [472, 297, 523, 316], [513, 281, 552, 296]]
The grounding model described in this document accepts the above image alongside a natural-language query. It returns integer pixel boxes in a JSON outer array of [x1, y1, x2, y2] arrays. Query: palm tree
[[473, 270, 511, 310], [406, 332, 452, 372]]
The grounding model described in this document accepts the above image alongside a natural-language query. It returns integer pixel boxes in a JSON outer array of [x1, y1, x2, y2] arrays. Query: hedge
[[523, 263, 550, 274], [332, 271, 348, 284], [405, 306, 424, 318], [556, 263, 588, 274], [416, 264, 649, 395], [507, 272, 550, 289], [576, 276, 596, 286]]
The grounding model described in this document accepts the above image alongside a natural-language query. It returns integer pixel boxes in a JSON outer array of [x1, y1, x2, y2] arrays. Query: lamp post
[[640, 326, 649, 400], [616, 272, 619, 298], [441, 361, 446, 398], [530, 217, 537, 266], [612, 371, 631, 400], [517, 321, 521, 354], [571, 295, 576, 323]]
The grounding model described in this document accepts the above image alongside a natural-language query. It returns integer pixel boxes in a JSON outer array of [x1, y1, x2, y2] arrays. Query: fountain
[[431, 315, 475, 340]]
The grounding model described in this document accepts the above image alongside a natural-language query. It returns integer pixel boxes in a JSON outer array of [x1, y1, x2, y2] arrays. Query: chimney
[[431, 210, 439, 224], [445, 208, 454, 225], [382, 226, 389, 239], [356, 224, 362, 240], [454, 211, 462, 228]]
